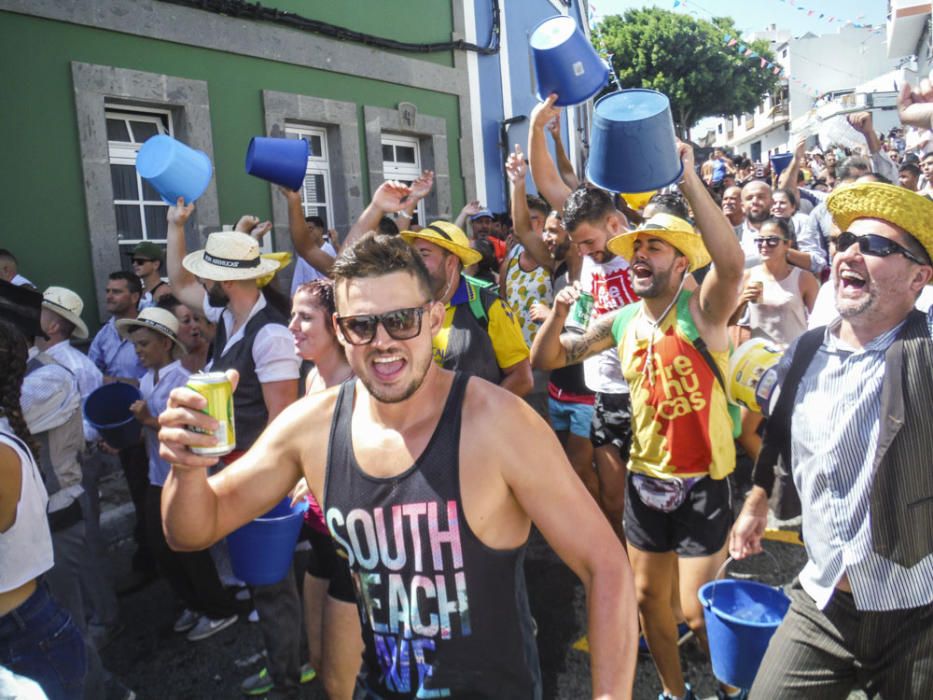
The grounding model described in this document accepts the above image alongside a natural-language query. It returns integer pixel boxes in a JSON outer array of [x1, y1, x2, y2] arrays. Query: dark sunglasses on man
[[831, 231, 930, 266], [131, 258, 154, 266], [753, 236, 787, 248], [335, 304, 431, 346]]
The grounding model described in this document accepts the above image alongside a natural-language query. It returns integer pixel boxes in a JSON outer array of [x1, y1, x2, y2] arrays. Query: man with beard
[[738, 180, 773, 268], [721, 185, 745, 231], [157, 232, 639, 699], [731, 182, 933, 698], [533, 142, 745, 700], [166, 200, 302, 691]]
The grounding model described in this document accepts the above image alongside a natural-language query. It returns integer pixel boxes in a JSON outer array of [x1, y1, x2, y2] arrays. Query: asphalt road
[[100, 526, 811, 699]]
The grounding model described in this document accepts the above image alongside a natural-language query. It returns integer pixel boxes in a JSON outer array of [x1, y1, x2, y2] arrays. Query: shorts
[[306, 527, 356, 603], [624, 472, 733, 557], [548, 397, 595, 438], [590, 391, 633, 454]]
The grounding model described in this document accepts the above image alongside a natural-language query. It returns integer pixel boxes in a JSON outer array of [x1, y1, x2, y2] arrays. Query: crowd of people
[[2, 75, 933, 700]]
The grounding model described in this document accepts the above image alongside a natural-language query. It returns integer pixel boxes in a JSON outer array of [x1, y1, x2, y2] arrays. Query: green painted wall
[[0, 9, 465, 330]]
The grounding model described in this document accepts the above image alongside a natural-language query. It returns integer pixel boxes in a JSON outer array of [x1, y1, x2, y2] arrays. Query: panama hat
[[41, 286, 89, 340], [182, 231, 279, 282], [606, 213, 711, 272], [827, 182, 933, 265], [116, 307, 187, 355], [400, 221, 483, 267]]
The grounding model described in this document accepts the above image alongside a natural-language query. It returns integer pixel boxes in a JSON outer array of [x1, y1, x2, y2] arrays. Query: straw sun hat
[[182, 231, 279, 281], [400, 221, 483, 267], [116, 307, 187, 355], [606, 213, 711, 272], [41, 286, 89, 340], [827, 182, 933, 265]]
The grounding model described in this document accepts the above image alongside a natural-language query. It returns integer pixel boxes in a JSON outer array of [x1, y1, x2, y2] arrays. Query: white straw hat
[[42, 286, 89, 340], [182, 231, 279, 281], [116, 307, 187, 354]]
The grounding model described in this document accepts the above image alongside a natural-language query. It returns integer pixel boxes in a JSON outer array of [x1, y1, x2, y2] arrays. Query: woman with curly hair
[[0, 319, 87, 699]]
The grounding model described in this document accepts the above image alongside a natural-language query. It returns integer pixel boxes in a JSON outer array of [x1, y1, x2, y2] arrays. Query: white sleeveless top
[[0, 418, 54, 593], [747, 266, 808, 349]]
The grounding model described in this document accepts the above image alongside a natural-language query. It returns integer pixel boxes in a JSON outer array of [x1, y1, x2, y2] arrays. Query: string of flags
[[672, 0, 883, 35], [721, 33, 821, 98]]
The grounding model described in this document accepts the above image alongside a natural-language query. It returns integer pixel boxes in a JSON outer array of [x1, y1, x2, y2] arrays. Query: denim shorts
[[0, 581, 87, 699], [548, 397, 595, 438]]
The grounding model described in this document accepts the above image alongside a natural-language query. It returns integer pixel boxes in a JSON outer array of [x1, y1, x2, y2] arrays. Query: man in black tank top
[[159, 233, 638, 699]]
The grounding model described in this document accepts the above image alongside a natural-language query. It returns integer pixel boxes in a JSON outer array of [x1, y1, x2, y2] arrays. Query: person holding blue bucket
[[732, 179, 933, 697]]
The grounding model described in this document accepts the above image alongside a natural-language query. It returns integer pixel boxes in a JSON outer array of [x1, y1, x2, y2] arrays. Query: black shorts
[[306, 527, 356, 603], [623, 473, 733, 557], [590, 391, 633, 455]]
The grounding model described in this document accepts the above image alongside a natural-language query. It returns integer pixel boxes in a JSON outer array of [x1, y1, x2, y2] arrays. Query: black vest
[[210, 301, 288, 451], [438, 280, 503, 386], [754, 310, 933, 568], [324, 374, 541, 698]]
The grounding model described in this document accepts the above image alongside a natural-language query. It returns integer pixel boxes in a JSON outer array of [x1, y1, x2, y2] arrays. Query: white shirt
[[290, 242, 337, 297], [11, 273, 33, 287], [140, 360, 190, 486], [579, 255, 638, 394], [22, 347, 81, 435], [44, 340, 104, 442], [202, 293, 300, 383]]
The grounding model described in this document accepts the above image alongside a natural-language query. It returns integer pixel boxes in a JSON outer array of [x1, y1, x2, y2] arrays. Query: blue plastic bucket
[[83, 383, 143, 449], [770, 152, 793, 178], [135, 134, 213, 205], [586, 89, 683, 193], [227, 498, 307, 585], [245, 137, 310, 192], [530, 15, 609, 107], [698, 578, 790, 689]]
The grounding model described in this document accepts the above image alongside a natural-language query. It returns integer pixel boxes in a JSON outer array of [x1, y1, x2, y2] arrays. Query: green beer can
[[187, 371, 236, 456], [565, 291, 594, 332]]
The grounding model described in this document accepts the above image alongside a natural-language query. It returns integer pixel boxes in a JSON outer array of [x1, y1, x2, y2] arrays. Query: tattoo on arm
[[561, 313, 616, 364]]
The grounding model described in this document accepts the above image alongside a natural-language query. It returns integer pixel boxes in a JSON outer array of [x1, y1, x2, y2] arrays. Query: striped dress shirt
[[782, 311, 933, 611]]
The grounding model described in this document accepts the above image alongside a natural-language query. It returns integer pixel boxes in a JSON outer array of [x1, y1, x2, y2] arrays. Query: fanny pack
[[631, 473, 704, 513]]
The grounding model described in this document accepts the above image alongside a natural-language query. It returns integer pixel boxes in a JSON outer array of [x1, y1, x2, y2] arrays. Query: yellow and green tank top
[[502, 246, 552, 349], [611, 291, 736, 480]]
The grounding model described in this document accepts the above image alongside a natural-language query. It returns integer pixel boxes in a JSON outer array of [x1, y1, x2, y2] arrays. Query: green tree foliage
[[593, 8, 779, 136]]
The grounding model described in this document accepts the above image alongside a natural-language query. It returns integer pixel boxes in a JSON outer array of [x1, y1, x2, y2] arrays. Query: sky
[[590, 0, 888, 39]]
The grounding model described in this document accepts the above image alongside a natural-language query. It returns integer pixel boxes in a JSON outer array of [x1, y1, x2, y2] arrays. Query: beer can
[[186, 372, 235, 456], [565, 291, 594, 332]]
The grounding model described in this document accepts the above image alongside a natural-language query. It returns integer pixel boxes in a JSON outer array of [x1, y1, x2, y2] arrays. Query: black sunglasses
[[753, 237, 787, 248], [335, 305, 429, 346], [833, 232, 928, 266], [131, 258, 154, 265]]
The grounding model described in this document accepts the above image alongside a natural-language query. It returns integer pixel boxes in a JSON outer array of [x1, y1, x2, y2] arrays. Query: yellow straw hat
[[400, 221, 483, 267], [606, 213, 711, 272], [827, 182, 933, 264]]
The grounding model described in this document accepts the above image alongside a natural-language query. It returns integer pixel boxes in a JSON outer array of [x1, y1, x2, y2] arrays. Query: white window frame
[[381, 134, 425, 225], [285, 123, 334, 252], [106, 106, 173, 249]]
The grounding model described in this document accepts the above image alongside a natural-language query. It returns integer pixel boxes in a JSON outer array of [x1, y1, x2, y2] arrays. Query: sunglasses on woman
[[335, 304, 429, 345], [753, 236, 787, 248], [832, 232, 929, 266]]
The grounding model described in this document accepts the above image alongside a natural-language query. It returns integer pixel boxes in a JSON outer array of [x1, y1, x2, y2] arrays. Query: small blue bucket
[[83, 383, 143, 449], [586, 89, 683, 193], [227, 498, 307, 586], [698, 574, 790, 689], [245, 137, 309, 192], [135, 134, 213, 205], [770, 152, 793, 178], [530, 15, 609, 107]]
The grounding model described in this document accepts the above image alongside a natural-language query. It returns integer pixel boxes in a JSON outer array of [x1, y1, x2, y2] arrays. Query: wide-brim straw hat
[[607, 213, 711, 272], [116, 307, 187, 355], [400, 221, 483, 267], [182, 231, 279, 281], [42, 286, 89, 340], [827, 181, 933, 267]]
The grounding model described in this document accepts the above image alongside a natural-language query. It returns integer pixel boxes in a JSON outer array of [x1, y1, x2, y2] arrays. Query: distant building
[[886, 0, 932, 74]]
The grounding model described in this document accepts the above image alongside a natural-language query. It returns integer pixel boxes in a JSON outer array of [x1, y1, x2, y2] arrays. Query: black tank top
[[324, 373, 541, 699]]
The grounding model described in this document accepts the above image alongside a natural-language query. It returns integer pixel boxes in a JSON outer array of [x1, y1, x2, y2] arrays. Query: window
[[106, 106, 172, 253], [381, 135, 425, 225], [285, 123, 334, 231]]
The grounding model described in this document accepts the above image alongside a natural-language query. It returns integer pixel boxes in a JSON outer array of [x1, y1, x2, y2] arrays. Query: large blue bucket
[[83, 383, 143, 449], [530, 15, 609, 107], [586, 89, 683, 193], [770, 152, 794, 178], [698, 575, 790, 689], [227, 498, 307, 585], [135, 134, 213, 205], [245, 137, 310, 192]]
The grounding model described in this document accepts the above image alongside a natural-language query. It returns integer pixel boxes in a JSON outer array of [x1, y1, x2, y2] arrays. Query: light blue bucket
[[586, 89, 683, 193], [530, 15, 609, 107], [135, 134, 213, 205]]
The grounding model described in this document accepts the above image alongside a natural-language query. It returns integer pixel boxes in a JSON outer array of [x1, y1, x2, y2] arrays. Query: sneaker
[[716, 686, 749, 700], [241, 663, 317, 696], [658, 683, 695, 700], [186, 614, 238, 641], [173, 609, 199, 633]]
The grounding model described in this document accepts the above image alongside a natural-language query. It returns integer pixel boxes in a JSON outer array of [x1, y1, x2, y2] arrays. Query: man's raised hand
[[167, 197, 195, 227], [506, 144, 528, 184]]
